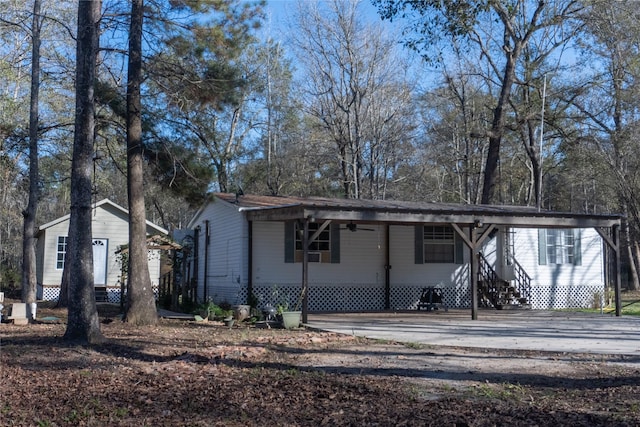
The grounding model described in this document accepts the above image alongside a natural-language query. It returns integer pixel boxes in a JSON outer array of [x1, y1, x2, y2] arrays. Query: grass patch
[[562, 291, 640, 316], [403, 341, 426, 350]]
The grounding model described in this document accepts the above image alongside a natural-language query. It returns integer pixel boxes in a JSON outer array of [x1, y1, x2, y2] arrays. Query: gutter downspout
[[193, 226, 200, 302], [203, 220, 210, 301]]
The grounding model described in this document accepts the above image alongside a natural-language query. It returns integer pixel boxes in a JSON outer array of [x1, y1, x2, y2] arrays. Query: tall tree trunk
[[631, 241, 640, 291], [123, 0, 157, 325], [481, 51, 518, 205], [21, 0, 42, 319], [56, 261, 69, 308], [63, 0, 104, 344]]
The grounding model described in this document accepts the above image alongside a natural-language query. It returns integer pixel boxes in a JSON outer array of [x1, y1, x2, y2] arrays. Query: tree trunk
[[481, 50, 518, 205], [63, 0, 104, 344], [56, 261, 69, 308], [123, 0, 157, 326], [628, 242, 640, 291], [21, 0, 42, 318]]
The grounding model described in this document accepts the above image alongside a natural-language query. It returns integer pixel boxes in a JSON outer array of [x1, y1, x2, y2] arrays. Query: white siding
[[40, 221, 70, 286], [191, 199, 247, 304], [252, 221, 386, 286], [514, 227, 604, 287], [38, 203, 162, 290], [389, 225, 470, 287]]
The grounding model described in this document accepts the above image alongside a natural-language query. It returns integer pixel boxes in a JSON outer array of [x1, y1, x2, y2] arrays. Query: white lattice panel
[[250, 283, 601, 312], [37, 285, 159, 304], [391, 285, 472, 310], [529, 284, 604, 309], [39, 286, 60, 301]]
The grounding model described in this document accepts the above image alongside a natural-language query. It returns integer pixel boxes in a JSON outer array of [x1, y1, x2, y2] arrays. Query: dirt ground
[[1, 302, 640, 426]]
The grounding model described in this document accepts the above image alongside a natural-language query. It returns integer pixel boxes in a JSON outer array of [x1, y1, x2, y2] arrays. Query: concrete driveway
[[307, 309, 640, 356]]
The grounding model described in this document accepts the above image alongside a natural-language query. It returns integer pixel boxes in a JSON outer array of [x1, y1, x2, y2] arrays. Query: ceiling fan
[[341, 222, 375, 232]]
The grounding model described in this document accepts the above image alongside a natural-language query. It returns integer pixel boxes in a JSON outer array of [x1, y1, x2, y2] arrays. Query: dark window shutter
[[573, 229, 582, 266], [330, 223, 340, 263], [284, 221, 294, 263], [538, 229, 547, 265], [414, 225, 424, 264], [454, 232, 464, 264]]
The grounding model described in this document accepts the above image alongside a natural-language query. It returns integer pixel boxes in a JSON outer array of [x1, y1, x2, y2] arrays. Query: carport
[[242, 195, 624, 321]]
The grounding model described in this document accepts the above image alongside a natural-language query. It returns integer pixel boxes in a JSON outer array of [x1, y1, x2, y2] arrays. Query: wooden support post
[[614, 224, 622, 317], [470, 225, 478, 320], [302, 219, 309, 323]]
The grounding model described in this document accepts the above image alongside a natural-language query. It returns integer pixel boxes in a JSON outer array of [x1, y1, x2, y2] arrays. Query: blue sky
[[261, 0, 391, 40]]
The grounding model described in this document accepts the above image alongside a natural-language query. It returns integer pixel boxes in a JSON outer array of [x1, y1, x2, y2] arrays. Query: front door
[[92, 239, 108, 285]]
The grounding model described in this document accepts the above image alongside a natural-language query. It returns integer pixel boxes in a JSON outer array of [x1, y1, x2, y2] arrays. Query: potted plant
[[274, 289, 303, 329], [222, 309, 235, 328], [196, 300, 220, 321], [279, 308, 302, 329]]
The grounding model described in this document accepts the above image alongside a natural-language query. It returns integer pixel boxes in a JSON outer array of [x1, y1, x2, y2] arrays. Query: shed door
[[92, 239, 108, 285]]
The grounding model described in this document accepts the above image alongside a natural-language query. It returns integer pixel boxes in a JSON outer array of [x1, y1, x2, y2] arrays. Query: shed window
[[56, 236, 67, 270]]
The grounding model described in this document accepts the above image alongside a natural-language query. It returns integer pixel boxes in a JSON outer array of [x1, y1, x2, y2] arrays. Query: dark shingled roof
[[209, 193, 624, 229]]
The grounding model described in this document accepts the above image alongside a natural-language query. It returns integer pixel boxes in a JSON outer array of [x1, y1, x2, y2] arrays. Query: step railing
[[510, 257, 532, 304], [478, 253, 531, 309]]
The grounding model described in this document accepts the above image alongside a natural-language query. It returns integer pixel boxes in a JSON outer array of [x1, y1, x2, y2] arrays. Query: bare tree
[[568, 1, 640, 290], [63, 0, 104, 344], [292, 0, 416, 200], [375, 0, 584, 204], [20, 0, 42, 318]]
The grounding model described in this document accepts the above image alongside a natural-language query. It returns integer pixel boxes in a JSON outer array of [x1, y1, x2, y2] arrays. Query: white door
[[92, 239, 108, 285]]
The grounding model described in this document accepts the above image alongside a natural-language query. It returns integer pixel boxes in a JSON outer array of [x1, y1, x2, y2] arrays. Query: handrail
[[510, 258, 532, 302], [478, 253, 531, 308]]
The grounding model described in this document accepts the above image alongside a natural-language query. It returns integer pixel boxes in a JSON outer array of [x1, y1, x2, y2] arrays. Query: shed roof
[[38, 198, 168, 235], [208, 193, 622, 229]]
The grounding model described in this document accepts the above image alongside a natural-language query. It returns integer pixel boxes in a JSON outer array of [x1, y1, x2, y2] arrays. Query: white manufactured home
[[36, 199, 168, 303], [187, 193, 623, 319]]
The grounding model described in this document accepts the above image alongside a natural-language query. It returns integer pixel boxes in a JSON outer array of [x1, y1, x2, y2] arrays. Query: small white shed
[[36, 199, 167, 302]]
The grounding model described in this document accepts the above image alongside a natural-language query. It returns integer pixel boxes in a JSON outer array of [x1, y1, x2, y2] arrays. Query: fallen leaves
[[1, 308, 640, 426]]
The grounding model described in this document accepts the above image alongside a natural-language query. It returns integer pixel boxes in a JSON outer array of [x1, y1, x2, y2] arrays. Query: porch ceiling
[[218, 193, 622, 229]]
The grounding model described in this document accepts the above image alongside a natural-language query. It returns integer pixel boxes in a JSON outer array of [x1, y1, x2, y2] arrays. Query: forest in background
[[2, 0, 640, 291]]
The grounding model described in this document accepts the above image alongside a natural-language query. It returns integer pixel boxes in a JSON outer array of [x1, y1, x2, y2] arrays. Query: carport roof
[[214, 193, 622, 229]]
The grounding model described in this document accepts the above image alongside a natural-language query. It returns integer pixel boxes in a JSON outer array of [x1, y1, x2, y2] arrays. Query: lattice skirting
[[247, 284, 385, 312], [37, 285, 159, 304], [529, 284, 605, 310], [248, 283, 472, 312], [246, 283, 605, 312]]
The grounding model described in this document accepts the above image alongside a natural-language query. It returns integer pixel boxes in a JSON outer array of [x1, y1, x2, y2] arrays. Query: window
[[539, 229, 581, 266], [505, 228, 515, 265], [56, 236, 68, 270], [424, 225, 455, 263], [546, 229, 574, 264], [284, 221, 340, 263], [295, 222, 330, 252]]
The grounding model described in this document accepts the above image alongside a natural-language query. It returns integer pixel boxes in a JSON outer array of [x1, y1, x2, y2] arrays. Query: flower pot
[[224, 317, 235, 328], [280, 311, 302, 329]]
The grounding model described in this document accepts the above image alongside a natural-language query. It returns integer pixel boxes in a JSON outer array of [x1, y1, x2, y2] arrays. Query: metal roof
[[214, 193, 622, 229]]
